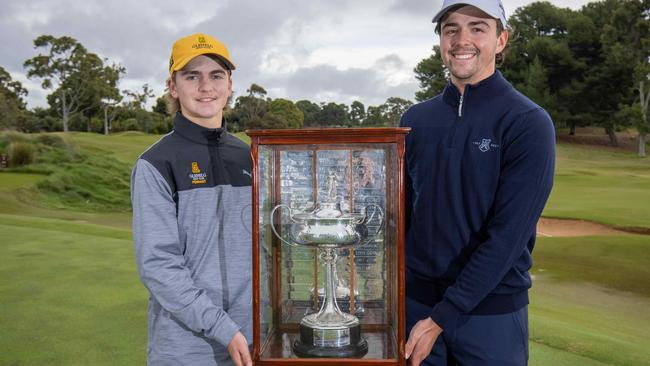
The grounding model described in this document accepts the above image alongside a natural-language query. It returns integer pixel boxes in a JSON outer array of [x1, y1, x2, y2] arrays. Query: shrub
[[111, 118, 140, 132], [35, 134, 67, 148], [8, 141, 34, 167]]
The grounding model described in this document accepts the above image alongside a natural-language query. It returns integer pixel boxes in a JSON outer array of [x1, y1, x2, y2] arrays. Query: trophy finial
[[325, 169, 338, 203]]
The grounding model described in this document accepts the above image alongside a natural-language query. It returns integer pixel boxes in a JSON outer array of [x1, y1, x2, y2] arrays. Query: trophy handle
[[270, 204, 297, 247], [360, 204, 384, 245]]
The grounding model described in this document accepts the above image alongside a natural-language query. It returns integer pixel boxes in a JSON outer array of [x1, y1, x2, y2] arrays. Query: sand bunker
[[536, 218, 627, 237]]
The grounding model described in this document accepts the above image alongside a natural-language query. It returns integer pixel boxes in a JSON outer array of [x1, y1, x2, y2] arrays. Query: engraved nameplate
[[313, 328, 351, 347]]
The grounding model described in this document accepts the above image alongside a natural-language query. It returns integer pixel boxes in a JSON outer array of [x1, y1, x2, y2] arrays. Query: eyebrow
[[443, 20, 490, 28], [179, 69, 227, 76]]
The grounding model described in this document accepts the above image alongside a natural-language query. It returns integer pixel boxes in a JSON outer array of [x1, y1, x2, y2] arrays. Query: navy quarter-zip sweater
[[400, 71, 555, 332]]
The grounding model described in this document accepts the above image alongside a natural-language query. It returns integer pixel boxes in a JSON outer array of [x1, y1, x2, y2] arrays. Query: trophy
[[270, 171, 383, 358]]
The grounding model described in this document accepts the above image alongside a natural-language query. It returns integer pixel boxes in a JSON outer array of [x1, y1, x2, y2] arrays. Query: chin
[[451, 72, 476, 81]]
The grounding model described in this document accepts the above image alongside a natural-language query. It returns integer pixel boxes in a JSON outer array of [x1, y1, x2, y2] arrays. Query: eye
[[445, 28, 457, 36], [185, 75, 198, 81]]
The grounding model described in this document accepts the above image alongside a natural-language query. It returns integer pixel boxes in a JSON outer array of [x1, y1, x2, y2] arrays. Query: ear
[[496, 30, 509, 54], [227, 76, 233, 97], [167, 77, 178, 98]]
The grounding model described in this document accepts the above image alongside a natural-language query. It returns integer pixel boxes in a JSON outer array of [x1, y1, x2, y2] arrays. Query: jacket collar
[[442, 70, 510, 107], [173, 112, 228, 145]]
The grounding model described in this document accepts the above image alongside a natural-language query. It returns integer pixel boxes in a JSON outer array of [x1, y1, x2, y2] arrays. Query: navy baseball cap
[[432, 0, 507, 27]]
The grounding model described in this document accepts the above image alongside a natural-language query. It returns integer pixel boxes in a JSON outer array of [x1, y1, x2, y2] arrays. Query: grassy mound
[[0, 132, 132, 211]]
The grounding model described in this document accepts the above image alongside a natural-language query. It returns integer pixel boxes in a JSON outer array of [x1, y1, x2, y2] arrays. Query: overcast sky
[[1, 0, 594, 110]]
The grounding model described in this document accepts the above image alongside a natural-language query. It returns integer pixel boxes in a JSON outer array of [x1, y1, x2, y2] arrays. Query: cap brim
[[170, 52, 236, 76], [431, 1, 506, 26]]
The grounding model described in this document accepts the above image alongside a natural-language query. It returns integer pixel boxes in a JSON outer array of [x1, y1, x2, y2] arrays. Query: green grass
[[545, 144, 650, 229], [533, 235, 650, 296], [0, 171, 46, 189], [0, 221, 147, 365], [0, 132, 140, 212], [529, 234, 650, 366], [530, 342, 612, 366], [68, 131, 161, 164]]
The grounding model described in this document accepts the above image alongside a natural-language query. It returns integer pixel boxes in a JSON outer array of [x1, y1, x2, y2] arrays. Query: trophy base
[[293, 323, 368, 358]]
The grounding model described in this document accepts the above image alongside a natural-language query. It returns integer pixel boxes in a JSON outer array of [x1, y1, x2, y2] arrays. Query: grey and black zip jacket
[[131, 113, 252, 366]]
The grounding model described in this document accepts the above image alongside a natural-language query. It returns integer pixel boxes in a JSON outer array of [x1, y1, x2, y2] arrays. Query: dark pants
[[406, 297, 529, 366]]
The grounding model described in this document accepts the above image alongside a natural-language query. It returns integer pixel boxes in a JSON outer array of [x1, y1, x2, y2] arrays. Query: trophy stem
[[321, 248, 343, 318], [293, 247, 368, 358]]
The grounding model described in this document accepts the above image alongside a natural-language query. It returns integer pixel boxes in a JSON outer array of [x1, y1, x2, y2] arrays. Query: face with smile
[[439, 5, 508, 93], [168, 55, 232, 128]]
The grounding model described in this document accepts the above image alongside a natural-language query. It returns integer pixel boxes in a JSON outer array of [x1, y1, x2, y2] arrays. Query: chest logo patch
[[473, 138, 500, 153], [189, 162, 208, 184]]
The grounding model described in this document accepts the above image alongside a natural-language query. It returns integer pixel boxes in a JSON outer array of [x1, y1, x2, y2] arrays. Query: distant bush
[[35, 134, 67, 148], [8, 141, 34, 167], [19, 114, 61, 132], [111, 118, 140, 132], [2, 130, 31, 143]]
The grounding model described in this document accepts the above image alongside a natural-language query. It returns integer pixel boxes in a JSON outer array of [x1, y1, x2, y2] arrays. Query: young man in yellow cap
[[131, 33, 253, 366]]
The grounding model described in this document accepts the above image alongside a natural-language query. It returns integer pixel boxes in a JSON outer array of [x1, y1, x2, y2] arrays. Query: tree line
[[1, 0, 648, 156], [0, 35, 413, 136]]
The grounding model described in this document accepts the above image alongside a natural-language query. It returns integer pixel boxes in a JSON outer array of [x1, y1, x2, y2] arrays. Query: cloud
[[258, 54, 418, 107], [2, 0, 592, 110], [389, 0, 442, 16]]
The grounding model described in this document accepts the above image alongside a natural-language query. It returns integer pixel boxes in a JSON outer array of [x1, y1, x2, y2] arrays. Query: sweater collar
[[442, 70, 509, 106], [173, 112, 228, 145]]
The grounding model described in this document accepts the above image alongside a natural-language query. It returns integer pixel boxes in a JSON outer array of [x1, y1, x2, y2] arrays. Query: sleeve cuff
[[430, 299, 462, 332], [208, 314, 241, 348]]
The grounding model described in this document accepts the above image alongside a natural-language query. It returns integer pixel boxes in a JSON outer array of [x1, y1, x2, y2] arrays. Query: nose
[[198, 76, 212, 92], [454, 27, 471, 46]]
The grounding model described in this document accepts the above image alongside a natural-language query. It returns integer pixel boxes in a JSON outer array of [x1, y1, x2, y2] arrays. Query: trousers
[[406, 296, 529, 366]]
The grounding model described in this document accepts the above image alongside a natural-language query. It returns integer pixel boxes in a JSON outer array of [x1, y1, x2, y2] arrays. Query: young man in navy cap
[[401, 1, 555, 365], [131, 33, 253, 366]]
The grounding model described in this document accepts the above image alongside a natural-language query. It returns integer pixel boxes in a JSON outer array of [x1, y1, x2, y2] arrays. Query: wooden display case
[[248, 128, 409, 365]]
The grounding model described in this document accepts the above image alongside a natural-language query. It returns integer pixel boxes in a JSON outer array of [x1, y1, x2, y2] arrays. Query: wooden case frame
[[248, 128, 409, 366]]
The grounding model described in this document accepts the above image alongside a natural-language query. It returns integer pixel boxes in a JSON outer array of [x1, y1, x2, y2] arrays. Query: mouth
[[450, 48, 479, 61], [196, 97, 217, 102]]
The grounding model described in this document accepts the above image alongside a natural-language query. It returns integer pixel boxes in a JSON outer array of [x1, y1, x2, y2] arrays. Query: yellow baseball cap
[[168, 33, 236, 76]]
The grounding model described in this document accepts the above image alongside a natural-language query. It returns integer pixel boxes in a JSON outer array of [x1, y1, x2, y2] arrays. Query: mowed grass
[[0, 220, 147, 365], [70, 130, 250, 164], [529, 234, 650, 366], [545, 144, 650, 229], [1, 222, 648, 366], [67, 131, 163, 164], [0, 171, 47, 189]]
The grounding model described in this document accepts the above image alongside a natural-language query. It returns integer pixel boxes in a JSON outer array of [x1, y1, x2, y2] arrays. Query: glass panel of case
[[257, 143, 398, 360]]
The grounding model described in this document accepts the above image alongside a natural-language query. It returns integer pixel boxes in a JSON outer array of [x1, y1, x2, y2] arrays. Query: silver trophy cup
[[270, 200, 383, 358]]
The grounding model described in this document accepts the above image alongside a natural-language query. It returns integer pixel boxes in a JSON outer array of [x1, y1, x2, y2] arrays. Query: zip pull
[[458, 94, 464, 117]]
